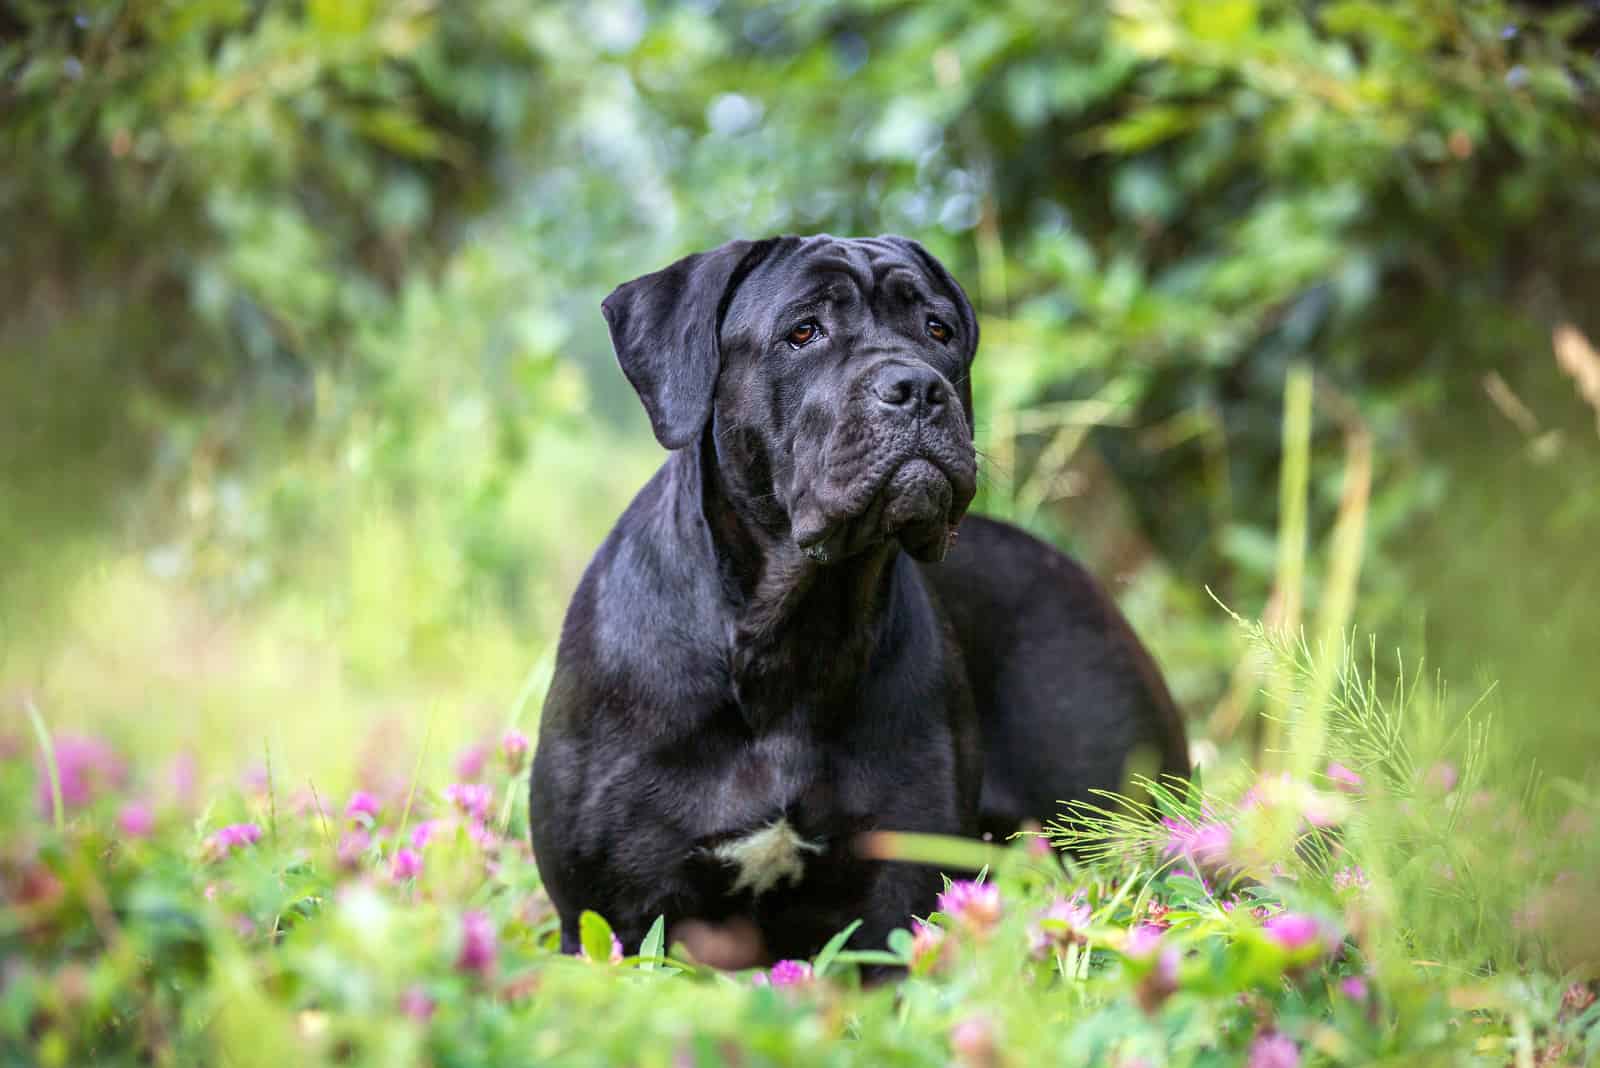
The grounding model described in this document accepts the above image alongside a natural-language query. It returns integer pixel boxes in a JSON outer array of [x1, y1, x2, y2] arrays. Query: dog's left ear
[[602, 239, 774, 451]]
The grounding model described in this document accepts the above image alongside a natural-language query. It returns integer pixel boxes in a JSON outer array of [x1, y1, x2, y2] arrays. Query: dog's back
[[918, 515, 1189, 838]]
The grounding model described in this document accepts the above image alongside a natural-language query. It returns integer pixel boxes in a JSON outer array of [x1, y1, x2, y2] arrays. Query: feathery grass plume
[[1044, 618, 1584, 982]]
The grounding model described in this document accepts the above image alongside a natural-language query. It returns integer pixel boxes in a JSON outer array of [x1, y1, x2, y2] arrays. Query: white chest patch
[[711, 818, 826, 897]]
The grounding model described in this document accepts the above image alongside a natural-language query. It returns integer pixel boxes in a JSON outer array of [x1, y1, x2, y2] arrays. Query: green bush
[[6, 0, 1598, 751]]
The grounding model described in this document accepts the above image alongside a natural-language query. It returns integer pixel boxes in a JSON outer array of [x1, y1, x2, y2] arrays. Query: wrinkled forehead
[[722, 236, 949, 332]]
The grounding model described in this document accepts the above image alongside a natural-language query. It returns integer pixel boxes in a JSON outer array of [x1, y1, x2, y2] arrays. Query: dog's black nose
[[871, 363, 947, 418]]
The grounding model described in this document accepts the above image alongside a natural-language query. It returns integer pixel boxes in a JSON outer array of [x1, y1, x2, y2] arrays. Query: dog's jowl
[[528, 235, 1188, 966]]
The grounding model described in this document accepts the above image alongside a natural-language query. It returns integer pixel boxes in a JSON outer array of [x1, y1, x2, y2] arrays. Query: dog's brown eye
[[927, 317, 953, 343], [787, 321, 821, 348]]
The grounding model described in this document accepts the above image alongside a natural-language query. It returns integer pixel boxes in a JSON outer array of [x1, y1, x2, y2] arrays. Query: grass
[[3, 618, 1597, 1067]]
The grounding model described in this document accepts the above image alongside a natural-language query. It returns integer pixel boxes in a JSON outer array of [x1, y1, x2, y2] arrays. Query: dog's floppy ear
[[601, 239, 773, 451]]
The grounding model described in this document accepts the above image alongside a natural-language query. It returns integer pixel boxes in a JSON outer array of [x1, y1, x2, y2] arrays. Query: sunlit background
[[5, 0, 1599, 790], [6, 5, 1600, 1065]]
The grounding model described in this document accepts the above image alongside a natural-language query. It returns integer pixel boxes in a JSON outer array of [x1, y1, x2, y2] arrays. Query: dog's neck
[[688, 431, 901, 729]]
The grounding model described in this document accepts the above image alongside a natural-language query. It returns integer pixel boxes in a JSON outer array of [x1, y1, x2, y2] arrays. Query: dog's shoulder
[[546, 455, 729, 727]]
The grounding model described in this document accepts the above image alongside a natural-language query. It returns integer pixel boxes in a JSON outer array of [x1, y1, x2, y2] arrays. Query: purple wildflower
[[1122, 923, 1180, 1012], [937, 880, 1002, 932], [455, 910, 498, 978], [444, 783, 493, 821], [345, 791, 381, 821], [36, 734, 126, 815], [1162, 817, 1234, 876], [1242, 771, 1344, 829], [1129, 937, 1179, 1013], [1263, 912, 1320, 950], [1030, 896, 1092, 957], [1423, 762, 1459, 792], [950, 1015, 998, 1067], [399, 985, 435, 1021], [465, 818, 499, 851], [1305, 799, 1341, 828], [1332, 866, 1370, 894], [1124, 924, 1167, 958], [454, 744, 488, 781], [752, 959, 813, 986], [206, 822, 262, 860], [1325, 761, 1363, 793], [1340, 975, 1370, 1001], [337, 827, 371, 868], [117, 800, 155, 838], [165, 751, 199, 808], [1263, 912, 1337, 958], [410, 820, 438, 850], [909, 919, 950, 974], [1247, 1032, 1301, 1068], [391, 847, 423, 880], [502, 729, 531, 773]]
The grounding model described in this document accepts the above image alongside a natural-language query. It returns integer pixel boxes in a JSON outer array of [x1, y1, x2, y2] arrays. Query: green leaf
[[637, 915, 665, 972], [886, 927, 914, 961], [860, 831, 1002, 872], [812, 919, 862, 979], [831, 950, 903, 967], [307, 0, 376, 36], [1165, 873, 1210, 904], [1185, 0, 1258, 43], [352, 108, 446, 160], [579, 910, 616, 964], [1098, 105, 1194, 153], [24, 699, 63, 834]]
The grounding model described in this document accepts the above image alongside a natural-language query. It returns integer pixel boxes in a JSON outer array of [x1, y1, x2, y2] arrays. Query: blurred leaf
[[580, 909, 616, 965], [812, 919, 862, 979], [638, 914, 665, 972], [351, 107, 449, 160], [1097, 104, 1196, 153]]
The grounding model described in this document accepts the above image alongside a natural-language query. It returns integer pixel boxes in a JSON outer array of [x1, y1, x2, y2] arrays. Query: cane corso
[[529, 235, 1188, 964]]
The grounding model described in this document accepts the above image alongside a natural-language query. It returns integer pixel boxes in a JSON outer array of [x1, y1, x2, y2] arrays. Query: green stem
[[26, 698, 65, 834]]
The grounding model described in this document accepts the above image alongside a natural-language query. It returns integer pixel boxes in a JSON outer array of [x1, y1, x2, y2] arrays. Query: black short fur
[[529, 234, 1188, 960]]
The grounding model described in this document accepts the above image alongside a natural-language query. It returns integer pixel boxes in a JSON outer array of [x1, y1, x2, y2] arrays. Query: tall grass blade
[[25, 698, 64, 833]]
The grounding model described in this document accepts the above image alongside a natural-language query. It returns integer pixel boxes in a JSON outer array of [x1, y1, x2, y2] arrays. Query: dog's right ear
[[601, 239, 772, 451]]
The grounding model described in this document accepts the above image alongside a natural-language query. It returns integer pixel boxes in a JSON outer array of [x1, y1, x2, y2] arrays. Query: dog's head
[[602, 235, 979, 564]]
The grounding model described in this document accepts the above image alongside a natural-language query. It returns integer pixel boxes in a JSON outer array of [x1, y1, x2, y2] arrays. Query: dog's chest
[[710, 818, 826, 896], [690, 729, 858, 898]]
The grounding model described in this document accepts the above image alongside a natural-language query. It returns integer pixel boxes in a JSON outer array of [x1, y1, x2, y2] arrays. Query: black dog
[[529, 235, 1187, 963]]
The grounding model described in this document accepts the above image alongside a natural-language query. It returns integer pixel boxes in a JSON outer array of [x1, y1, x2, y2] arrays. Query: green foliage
[[6, 0, 1600, 752]]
